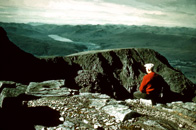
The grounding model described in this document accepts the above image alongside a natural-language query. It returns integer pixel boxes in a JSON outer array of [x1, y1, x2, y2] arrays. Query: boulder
[[0, 81, 25, 108], [74, 70, 103, 92], [101, 104, 133, 122], [25, 80, 78, 97]]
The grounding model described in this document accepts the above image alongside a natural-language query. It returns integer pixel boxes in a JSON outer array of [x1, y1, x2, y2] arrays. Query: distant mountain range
[[0, 22, 196, 83], [0, 22, 195, 60]]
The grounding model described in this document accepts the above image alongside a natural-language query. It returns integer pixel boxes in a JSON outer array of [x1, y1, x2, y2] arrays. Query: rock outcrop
[[0, 80, 196, 130], [0, 26, 195, 102], [68, 49, 196, 102]]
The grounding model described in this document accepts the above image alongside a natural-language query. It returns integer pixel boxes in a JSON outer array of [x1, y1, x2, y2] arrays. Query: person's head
[[144, 63, 154, 74]]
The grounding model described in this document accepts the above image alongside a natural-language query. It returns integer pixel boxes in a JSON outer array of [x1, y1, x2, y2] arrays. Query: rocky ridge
[[0, 80, 196, 130]]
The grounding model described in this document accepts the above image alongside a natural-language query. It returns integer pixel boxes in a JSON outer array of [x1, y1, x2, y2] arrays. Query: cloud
[[0, 0, 195, 28]]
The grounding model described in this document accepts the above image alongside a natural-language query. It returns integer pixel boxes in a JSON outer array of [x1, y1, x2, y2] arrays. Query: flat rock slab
[[25, 80, 73, 97], [101, 104, 133, 122], [89, 99, 108, 109], [26, 80, 65, 92]]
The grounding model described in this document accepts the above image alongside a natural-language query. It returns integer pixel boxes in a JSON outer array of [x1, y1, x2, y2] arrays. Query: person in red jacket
[[133, 63, 162, 103]]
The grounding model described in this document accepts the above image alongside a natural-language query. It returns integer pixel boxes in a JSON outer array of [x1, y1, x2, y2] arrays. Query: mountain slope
[[0, 26, 195, 102]]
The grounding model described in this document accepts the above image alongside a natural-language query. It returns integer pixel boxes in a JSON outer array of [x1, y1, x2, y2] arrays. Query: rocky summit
[[0, 26, 196, 130], [0, 80, 196, 130]]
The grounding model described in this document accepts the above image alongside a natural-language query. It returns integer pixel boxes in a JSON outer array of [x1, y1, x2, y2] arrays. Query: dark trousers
[[133, 91, 149, 99], [133, 91, 159, 105]]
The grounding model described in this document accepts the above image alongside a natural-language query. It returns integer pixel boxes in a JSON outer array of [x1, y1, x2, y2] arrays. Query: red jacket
[[139, 72, 160, 94]]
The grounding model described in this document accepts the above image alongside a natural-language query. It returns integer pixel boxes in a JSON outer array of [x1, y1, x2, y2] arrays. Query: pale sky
[[0, 0, 196, 28]]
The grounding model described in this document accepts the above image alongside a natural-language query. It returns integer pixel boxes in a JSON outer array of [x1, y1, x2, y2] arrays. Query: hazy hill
[[1, 22, 195, 60]]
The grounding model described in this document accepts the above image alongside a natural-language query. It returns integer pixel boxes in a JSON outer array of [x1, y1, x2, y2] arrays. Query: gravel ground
[[27, 95, 196, 130]]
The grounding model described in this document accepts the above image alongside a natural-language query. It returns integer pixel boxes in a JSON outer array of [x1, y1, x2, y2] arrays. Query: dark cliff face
[[0, 27, 62, 83], [0, 27, 38, 82], [0, 27, 81, 83], [65, 49, 195, 102], [0, 27, 195, 102]]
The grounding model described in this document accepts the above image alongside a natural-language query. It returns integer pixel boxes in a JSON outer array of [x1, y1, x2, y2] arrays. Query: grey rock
[[143, 120, 166, 130], [0, 82, 3, 89], [63, 120, 74, 128], [26, 80, 65, 93], [139, 98, 153, 106], [0, 92, 5, 108], [0, 81, 27, 108], [25, 80, 72, 97], [166, 101, 196, 119], [89, 98, 108, 109], [80, 92, 110, 98], [34, 125, 46, 130], [101, 104, 133, 122], [184, 102, 196, 111], [26, 87, 71, 97]]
